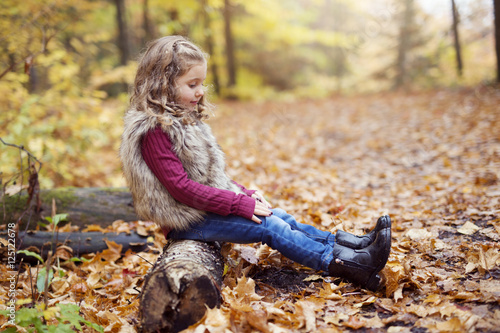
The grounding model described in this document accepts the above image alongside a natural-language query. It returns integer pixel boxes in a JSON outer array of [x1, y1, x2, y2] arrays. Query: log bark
[[0, 230, 150, 265], [139, 240, 224, 333], [2, 187, 138, 229]]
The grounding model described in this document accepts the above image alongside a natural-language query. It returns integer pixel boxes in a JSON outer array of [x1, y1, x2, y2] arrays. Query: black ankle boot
[[328, 226, 391, 291], [335, 215, 391, 249]]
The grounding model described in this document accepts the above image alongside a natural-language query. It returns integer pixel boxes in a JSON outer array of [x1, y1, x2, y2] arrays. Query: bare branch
[[0, 137, 42, 172]]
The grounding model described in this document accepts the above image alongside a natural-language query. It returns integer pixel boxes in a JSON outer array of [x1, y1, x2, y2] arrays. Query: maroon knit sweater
[[141, 127, 256, 235]]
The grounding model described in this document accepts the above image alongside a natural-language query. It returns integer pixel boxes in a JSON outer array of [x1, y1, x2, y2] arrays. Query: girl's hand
[[252, 191, 272, 208], [251, 199, 272, 224]]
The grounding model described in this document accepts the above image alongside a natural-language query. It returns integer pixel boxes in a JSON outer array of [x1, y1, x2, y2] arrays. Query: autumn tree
[[201, 0, 221, 96], [394, 0, 414, 89], [142, 0, 156, 43], [451, 0, 463, 77], [0, 0, 124, 188], [495, 0, 500, 83], [311, 0, 356, 93], [113, 0, 131, 66], [223, 0, 236, 88]]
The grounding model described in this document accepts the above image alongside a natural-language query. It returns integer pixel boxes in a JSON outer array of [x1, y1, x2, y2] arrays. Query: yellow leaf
[[433, 317, 464, 332], [303, 274, 324, 282], [234, 276, 263, 303], [87, 272, 101, 288], [296, 301, 316, 332], [405, 228, 434, 241], [457, 222, 480, 235], [42, 306, 60, 320], [101, 240, 122, 262], [354, 296, 377, 308]]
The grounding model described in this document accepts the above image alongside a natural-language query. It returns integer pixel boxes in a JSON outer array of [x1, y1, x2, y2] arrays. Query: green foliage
[[0, 302, 104, 333], [44, 213, 68, 228], [17, 250, 44, 264], [0, 0, 123, 189], [36, 267, 54, 293]]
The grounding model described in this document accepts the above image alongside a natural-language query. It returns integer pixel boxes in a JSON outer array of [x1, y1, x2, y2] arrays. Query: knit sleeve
[[141, 127, 255, 220]]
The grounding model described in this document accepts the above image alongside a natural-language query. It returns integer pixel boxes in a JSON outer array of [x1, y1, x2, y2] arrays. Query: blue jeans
[[168, 208, 335, 272]]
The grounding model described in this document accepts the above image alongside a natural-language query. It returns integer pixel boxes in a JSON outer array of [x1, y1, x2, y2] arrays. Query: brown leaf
[[246, 310, 271, 333], [101, 240, 122, 263]]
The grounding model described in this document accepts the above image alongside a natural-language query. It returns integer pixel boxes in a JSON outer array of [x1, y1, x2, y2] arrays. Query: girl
[[120, 36, 391, 292]]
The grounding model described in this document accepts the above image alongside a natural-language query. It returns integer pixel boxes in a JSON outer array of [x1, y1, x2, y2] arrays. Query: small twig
[[342, 291, 363, 297], [43, 251, 52, 310], [1, 138, 42, 244], [1, 174, 5, 224], [15, 257, 24, 290], [126, 287, 143, 304], [35, 264, 40, 302], [0, 138, 42, 172], [18, 208, 35, 250], [27, 262, 36, 304], [135, 254, 154, 266]]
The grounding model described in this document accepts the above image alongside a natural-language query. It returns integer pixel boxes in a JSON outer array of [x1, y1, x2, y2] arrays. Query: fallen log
[[139, 240, 224, 333], [0, 230, 150, 264], [3, 187, 225, 332], [2, 187, 138, 229]]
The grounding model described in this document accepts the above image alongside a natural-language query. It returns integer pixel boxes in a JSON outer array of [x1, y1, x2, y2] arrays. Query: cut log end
[[139, 240, 224, 333]]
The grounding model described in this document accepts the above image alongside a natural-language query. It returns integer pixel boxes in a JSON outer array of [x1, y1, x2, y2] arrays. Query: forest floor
[[1, 86, 499, 332]]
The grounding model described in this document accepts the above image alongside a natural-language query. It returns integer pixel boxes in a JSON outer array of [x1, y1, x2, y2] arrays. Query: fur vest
[[119, 109, 244, 230]]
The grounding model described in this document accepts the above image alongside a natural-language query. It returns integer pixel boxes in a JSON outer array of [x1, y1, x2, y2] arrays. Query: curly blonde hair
[[130, 36, 212, 125]]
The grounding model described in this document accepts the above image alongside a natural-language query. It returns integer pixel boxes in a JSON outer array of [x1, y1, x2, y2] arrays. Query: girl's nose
[[196, 87, 204, 98]]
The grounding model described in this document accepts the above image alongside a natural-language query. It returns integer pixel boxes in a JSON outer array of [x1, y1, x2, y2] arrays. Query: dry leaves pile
[[1, 87, 499, 332]]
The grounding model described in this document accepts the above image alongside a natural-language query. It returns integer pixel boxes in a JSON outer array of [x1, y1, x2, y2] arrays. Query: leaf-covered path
[[1, 87, 499, 332], [207, 87, 500, 332]]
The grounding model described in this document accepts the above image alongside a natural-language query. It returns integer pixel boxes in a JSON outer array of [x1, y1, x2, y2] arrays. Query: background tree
[[451, 0, 463, 77], [113, 0, 131, 66], [394, 0, 414, 89], [495, 0, 500, 83], [142, 0, 156, 44], [201, 0, 221, 96], [0, 0, 495, 189], [223, 0, 236, 88]]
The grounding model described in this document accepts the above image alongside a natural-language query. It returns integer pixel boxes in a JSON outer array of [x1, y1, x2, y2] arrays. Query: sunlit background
[[0, 0, 496, 188]]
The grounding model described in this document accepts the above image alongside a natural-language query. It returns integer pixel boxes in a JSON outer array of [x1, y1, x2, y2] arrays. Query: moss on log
[[2, 187, 138, 229]]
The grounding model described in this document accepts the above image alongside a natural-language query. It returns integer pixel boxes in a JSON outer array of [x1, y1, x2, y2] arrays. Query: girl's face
[[175, 61, 207, 111]]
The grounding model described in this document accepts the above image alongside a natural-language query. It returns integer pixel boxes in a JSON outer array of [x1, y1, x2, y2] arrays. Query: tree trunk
[[114, 0, 131, 66], [223, 0, 236, 88], [169, 9, 188, 36], [2, 187, 137, 230], [143, 0, 155, 43], [393, 0, 414, 89], [202, 0, 221, 96], [494, 0, 500, 83], [451, 0, 463, 77], [139, 240, 224, 333]]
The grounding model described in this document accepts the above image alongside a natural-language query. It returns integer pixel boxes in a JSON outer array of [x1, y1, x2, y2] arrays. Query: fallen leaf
[[405, 228, 434, 241], [457, 221, 480, 235]]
